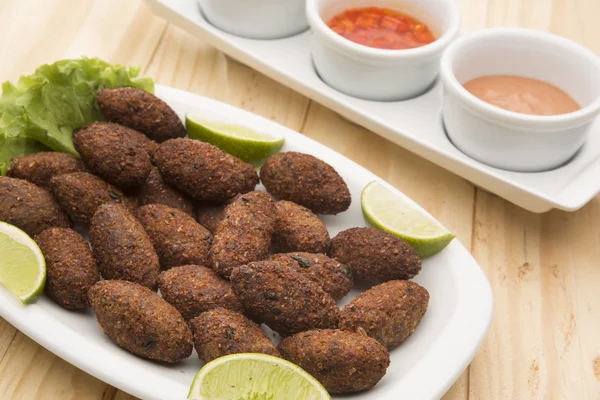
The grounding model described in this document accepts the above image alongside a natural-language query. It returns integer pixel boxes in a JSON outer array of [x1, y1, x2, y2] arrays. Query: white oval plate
[[0, 85, 493, 400]]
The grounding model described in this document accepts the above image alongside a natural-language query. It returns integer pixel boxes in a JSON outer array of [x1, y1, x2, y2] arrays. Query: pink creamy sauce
[[463, 75, 581, 116]]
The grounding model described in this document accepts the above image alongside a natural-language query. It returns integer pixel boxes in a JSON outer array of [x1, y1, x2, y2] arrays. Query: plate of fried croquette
[[0, 85, 493, 400]]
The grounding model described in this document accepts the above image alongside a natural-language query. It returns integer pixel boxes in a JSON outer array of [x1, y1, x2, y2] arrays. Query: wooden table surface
[[1, 0, 599, 399]]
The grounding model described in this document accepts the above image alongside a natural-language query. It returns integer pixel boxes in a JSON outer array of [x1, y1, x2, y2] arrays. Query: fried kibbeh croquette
[[158, 265, 244, 321], [138, 167, 194, 216], [34, 227, 99, 309], [97, 87, 186, 143], [136, 204, 211, 270], [88, 280, 192, 363], [7, 152, 87, 190], [278, 329, 390, 393], [153, 138, 258, 203], [260, 152, 351, 215], [50, 172, 136, 225], [269, 253, 352, 300], [340, 280, 429, 350], [210, 191, 275, 278], [194, 205, 225, 234], [0, 176, 71, 236], [230, 260, 340, 337], [189, 308, 280, 363], [272, 200, 329, 253], [328, 227, 421, 283], [73, 122, 152, 189], [89, 203, 159, 289]]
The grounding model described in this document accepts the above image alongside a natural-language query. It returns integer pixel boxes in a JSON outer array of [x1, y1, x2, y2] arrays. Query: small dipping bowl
[[306, 0, 460, 101], [198, 0, 309, 40], [440, 28, 600, 172]]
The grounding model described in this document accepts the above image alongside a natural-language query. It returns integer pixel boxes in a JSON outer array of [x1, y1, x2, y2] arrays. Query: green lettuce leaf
[[0, 57, 154, 174]]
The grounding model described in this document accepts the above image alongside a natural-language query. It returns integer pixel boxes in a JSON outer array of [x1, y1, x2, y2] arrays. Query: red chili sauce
[[326, 7, 436, 50]]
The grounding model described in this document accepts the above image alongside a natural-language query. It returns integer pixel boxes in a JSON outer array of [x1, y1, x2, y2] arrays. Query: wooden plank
[[468, 0, 600, 398], [145, 24, 310, 130]]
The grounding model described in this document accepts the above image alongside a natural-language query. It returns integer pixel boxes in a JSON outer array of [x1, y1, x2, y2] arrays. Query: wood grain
[[0, 0, 599, 399]]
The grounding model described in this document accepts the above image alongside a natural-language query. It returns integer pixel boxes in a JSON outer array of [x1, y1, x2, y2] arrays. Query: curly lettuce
[[0, 57, 154, 174]]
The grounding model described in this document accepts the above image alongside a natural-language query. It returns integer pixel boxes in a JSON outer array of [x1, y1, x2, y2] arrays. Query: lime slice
[[362, 181, 455, 258], [0, 222, 46, 303], [186, 114, 285, 167], [188, 353, 330, 400]]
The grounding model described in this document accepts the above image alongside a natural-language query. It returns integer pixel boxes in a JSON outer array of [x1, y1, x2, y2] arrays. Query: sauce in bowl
[[463, 75, 581, 116], [326, 7, 435, 50]]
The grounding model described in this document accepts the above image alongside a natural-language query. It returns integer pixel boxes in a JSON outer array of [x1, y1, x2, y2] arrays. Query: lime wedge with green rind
[[188, 353, 331, 400], [186, 114, 285, 167], [0, 222, 46, 303], [362, 181, 455, 258]]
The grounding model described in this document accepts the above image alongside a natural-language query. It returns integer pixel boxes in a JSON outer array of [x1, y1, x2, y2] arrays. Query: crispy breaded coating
[[269, 252, 352, 300], [230, 260, 340, 336], [194, 205, 225, 234], [158, 265, 244, 321], [136, 204, 211, 270], [89, 203, 159, 289], [154, 138, 258, 203], [35, 227, 99, 309], [278, 329, 390, 393], [97, 87, 186, 143], [137, 167, 194, 216], [210, 191, 275, 278], [340, 280, 429, 349], [0, 176, 71, 236], [328, 227, 421, 282], [50, 172, 136, 225], [189, 308, 279, 363], [272, 200, 329, 253], [260, 152, 351, 215], [74, 122, 152, 189], [7, 152, 87, 191], [88, 280, 192, 363]]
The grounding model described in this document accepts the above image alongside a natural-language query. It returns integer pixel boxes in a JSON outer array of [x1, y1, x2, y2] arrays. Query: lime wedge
[[188, 353, 330, 400], [0, 222, 46, 303], [361, 181, 455, 258], [186, 114, 285, 167]]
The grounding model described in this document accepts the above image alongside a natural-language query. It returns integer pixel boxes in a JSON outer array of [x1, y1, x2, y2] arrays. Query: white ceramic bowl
[[440, 28, 600, 172], [198, 0, 309, 40], [306, 0, 460, 101]]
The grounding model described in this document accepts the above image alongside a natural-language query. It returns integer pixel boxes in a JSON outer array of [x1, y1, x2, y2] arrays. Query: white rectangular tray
[[145, 0, 600, 213], [0, 85, 493, 400]]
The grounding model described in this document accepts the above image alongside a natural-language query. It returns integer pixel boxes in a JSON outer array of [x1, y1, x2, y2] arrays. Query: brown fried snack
[[137, 167, 194, 216], [340, 280, 429, 350], [328, 227, 421, 283], [50, 172, 136, 225], [230, 260, 340, 337], [136, 204, 211, 270], [272, 200, 329, 253], [194, 205, 225, 234], [189, 308, 280, 363], [0, 176, 71, 236], [260, 152, 351, 215], [34, 227, 99, 309], [89, 203, 160, 289], [7, 152, 87, 191], [278, 329, 390, 393], [269, 253, 352, 300], [88, 280, 192, 363], [158, 265, 244, 321], [210, 191, 275, 278], [73, 122, 152, 189], [97, 87, 186, 143], [153, 139, 258, 203]]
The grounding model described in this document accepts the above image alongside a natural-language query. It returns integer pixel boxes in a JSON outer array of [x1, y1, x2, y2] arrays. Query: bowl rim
[[440, 27, 600, 130], [306, 0, 461, 61]]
